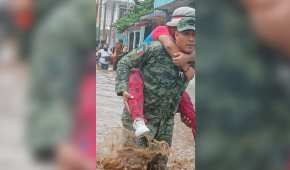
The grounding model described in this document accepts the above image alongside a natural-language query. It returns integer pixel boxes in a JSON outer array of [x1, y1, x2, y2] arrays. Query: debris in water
[[97, 134, 171, 170], [96, 129, 194, 170]]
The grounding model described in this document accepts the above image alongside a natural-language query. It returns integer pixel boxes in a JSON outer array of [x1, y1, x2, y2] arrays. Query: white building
[[97, 0, 135, 48]]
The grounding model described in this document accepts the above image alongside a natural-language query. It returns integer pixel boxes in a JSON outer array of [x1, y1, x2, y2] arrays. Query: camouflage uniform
[[116, 17, 195, 147], [116, 45, 187, 169], [116, 43, 188, 145], [27, 0, 95, 160], [116, 17, 195, 170], [196, 1, 290, 170]]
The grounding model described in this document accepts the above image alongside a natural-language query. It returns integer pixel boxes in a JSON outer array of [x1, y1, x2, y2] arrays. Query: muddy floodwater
[[96, 68, 195, 170]]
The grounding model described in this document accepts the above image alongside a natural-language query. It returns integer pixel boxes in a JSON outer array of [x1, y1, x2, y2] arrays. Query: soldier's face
[[242, 0, 290, 56], [175, 30, 195, 54]]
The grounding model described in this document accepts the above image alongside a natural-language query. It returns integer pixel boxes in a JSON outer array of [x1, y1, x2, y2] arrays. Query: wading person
[[116, 17, 195, 169], [124, 7, 196, 138], [27, 0, 96, 169], [97, 44, 111, 70], [112, 41, 123, 70]]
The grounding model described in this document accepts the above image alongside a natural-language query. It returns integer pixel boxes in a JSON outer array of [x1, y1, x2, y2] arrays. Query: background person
[[97, 44, 111, 70], [111, 41, 123, 71]]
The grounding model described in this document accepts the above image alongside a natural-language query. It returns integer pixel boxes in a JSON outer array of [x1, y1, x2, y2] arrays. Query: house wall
[[98, 0, 134, 47]]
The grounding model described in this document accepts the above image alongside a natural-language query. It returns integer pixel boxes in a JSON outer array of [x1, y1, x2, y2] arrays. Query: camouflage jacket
[[116, 45, 187, 122], [27, 0, 96, 154]]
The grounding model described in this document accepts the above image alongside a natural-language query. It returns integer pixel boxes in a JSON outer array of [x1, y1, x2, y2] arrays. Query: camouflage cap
[[172, 7, 195, 17], [177, 17, 195, 32], [166, 7, 195, 27]]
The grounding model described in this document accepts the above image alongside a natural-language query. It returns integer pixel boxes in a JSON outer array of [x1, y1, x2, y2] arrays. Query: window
[[144, 24, 153, 38], [119, 5, 127, 19], [135, 32, 140, 49], [129, 32, 134, 51]]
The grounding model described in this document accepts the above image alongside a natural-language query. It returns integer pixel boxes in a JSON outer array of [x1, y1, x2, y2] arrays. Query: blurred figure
[[242, 0, 290, 57], [0, 0, 11, 36], [0, 0, 15, 65], [197, 1, 290, 170], [27, 0, 96, 169], [8, 0, 70, 59], [97, 44, 111, 70], [96, 47, 100, 65], [122, 46, 128, 54], [112, 41, 123, 71], [9, 0, 34, 33]]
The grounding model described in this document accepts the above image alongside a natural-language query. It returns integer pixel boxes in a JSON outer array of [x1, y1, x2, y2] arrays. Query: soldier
[[197, 1, 290, 170], [27, 0, 96, 169], [125, 7, 196, 138], [116, 17, 195, 169]]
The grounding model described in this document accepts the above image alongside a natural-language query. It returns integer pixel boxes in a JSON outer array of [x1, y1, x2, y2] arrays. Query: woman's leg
[[179, 91, 196, 136], [128, 69, 150, 137], [128, 69, 145, 120]]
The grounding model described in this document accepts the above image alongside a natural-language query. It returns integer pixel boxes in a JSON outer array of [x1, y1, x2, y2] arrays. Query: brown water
[[97, 133, 171, 170], [96, 68, 195, 170]]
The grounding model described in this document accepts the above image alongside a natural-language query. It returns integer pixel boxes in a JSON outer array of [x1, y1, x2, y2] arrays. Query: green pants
[[121, 110, 175, 146]]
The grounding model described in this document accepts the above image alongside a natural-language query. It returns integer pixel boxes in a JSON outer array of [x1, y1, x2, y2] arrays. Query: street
[[0, 62, 194, 169], [0, 61, 55, 170], [96, 68, 195, 169]]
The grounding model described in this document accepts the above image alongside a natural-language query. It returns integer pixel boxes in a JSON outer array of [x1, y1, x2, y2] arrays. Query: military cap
[[177, 17, 195, 32], [166, 7, 195, 27]]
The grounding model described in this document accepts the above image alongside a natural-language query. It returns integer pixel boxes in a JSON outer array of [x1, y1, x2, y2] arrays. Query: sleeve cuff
[[116, 83, 128, 96]]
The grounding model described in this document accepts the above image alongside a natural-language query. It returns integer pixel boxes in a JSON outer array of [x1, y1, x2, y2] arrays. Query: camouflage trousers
[[122, 110, 175, 146], [121, 110, 174, 170]]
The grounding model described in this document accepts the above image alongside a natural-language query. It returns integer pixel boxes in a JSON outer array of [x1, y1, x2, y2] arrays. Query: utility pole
[[98, 0, 103, 47], [108, 2, 116, 47], [127, 0, 129, 15], [96, 0, 99, 46], [96, 0, 99, 22], [102, 1, 107, 45]]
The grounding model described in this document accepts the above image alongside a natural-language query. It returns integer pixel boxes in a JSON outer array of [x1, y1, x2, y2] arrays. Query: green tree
[[113, 0, 154, 33]]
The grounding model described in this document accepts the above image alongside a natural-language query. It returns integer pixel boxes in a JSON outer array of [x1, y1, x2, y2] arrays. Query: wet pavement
[[0, 39, 56, 169], [0, 62, 55, 170], [96, 67, 195, 169], [0, 61, 194, 169]]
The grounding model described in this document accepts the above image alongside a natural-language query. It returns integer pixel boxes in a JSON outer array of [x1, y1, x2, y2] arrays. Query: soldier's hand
[[183, 66, 195, 81], [173, 52, 193, 68], [122, 91, 134, 112]]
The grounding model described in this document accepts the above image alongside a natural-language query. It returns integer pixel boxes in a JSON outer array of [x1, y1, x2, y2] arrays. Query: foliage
[[113, 0, 154, 33]]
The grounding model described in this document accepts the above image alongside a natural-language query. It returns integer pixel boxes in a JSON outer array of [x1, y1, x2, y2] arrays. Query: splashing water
[[96, 129, 193, 170]]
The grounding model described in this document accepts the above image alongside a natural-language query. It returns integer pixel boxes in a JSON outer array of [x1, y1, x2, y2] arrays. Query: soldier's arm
[[115, 49, 149, 96], [151, 26, 194, 65], [158, 35, 195, 81], [159, 35, 194, 65]]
